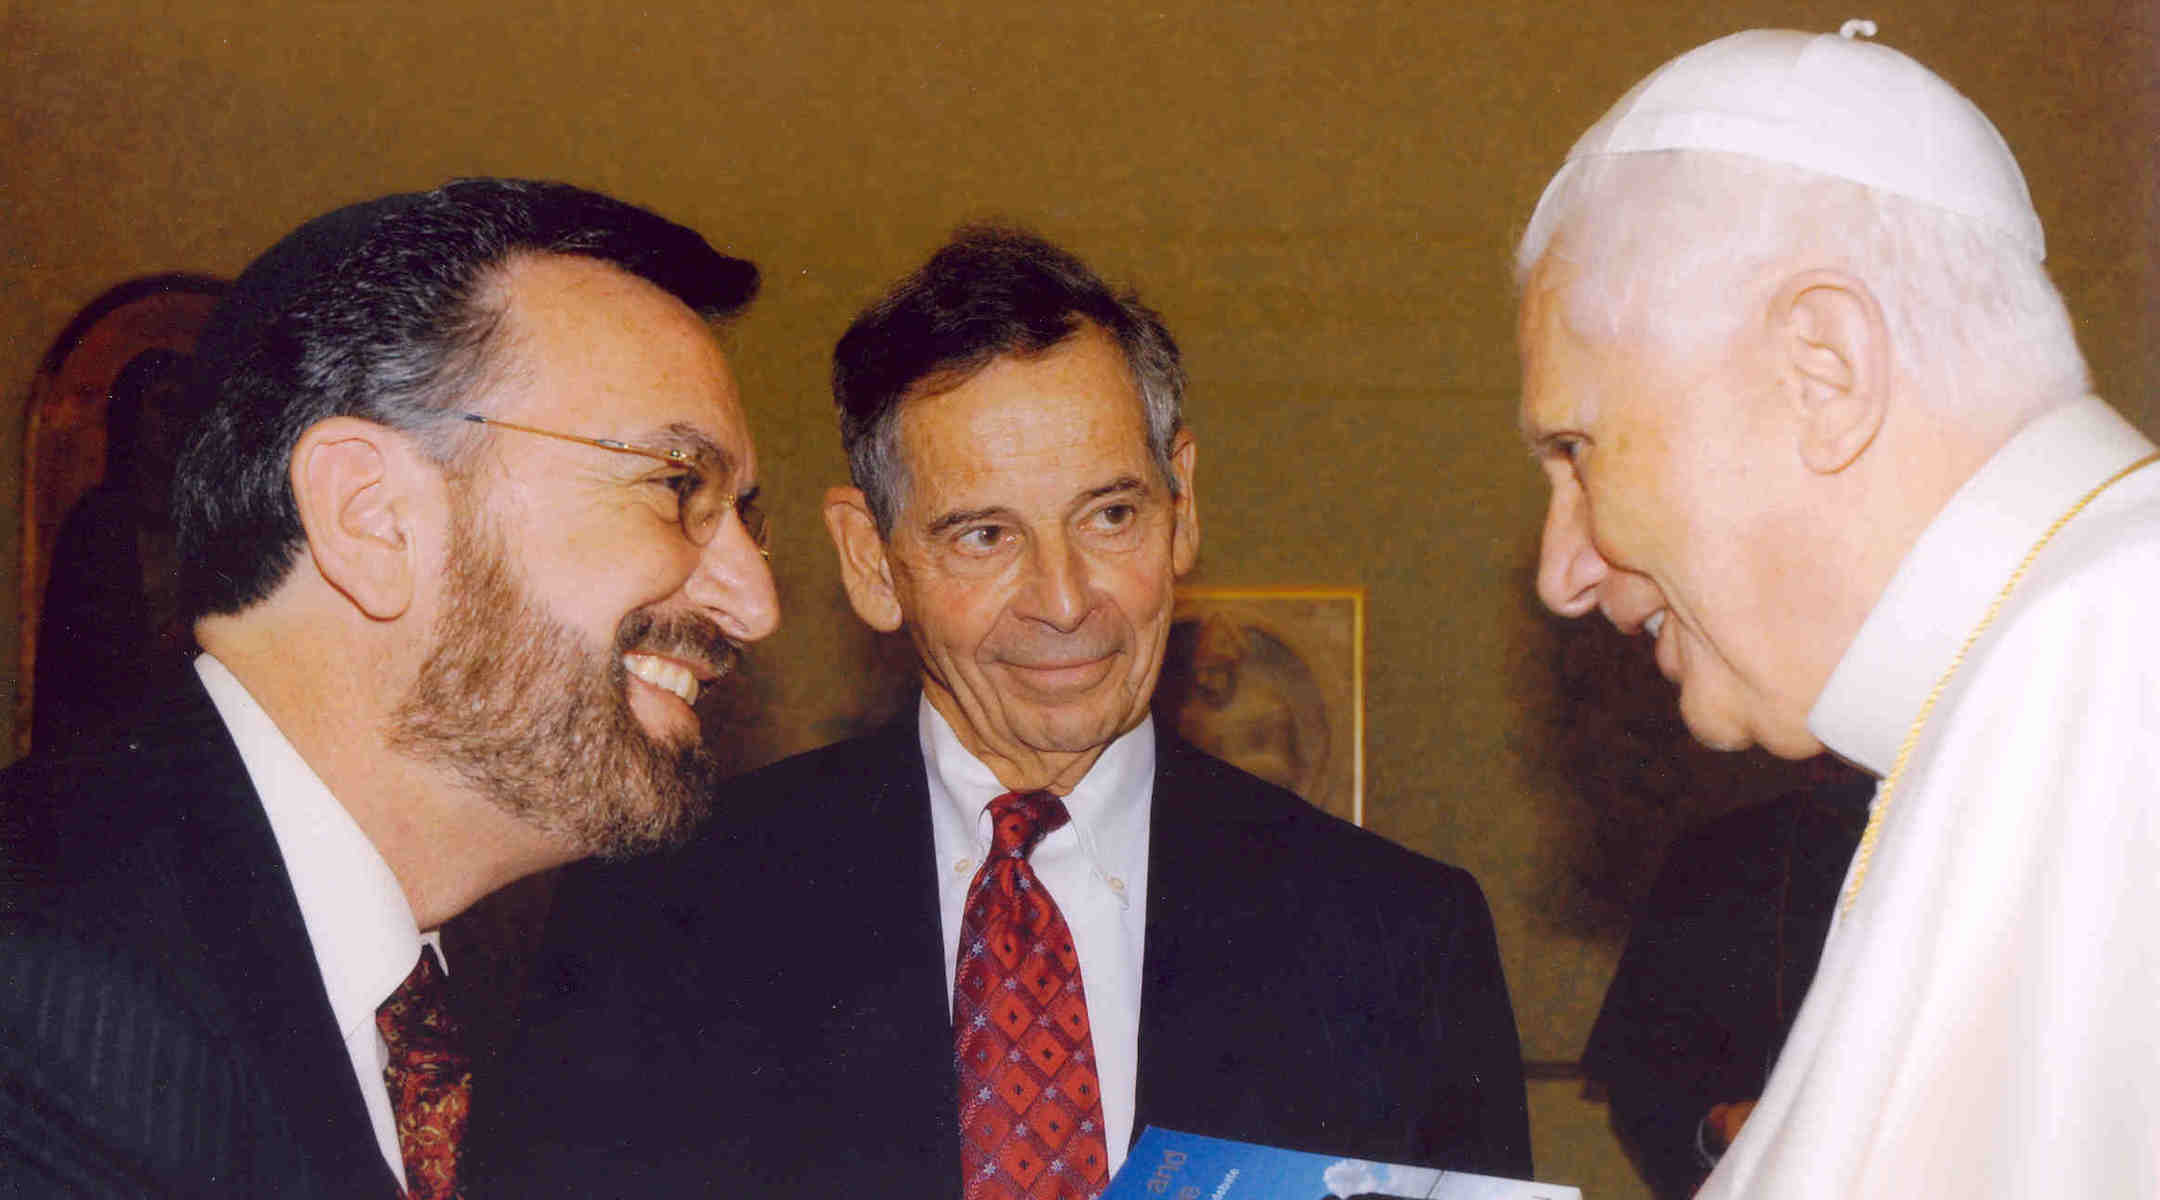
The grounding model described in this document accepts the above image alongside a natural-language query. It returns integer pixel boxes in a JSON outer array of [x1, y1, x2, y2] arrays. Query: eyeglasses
[[456, 412, 769, 555]]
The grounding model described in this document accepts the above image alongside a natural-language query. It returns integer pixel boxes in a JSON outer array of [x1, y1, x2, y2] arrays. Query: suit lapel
[[1132, 732, 1218, 1144], [811, 715, 961, 1190], [1131, 733, 1296, 1151], [148, 677, 400, 1192], [851, 713, 961, 1088]]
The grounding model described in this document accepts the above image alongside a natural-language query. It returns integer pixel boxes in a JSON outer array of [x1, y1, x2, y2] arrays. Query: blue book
[[1103, 1127, 1582, 1200]]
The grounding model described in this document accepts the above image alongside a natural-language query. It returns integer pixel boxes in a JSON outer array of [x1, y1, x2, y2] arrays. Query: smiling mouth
[[623, 653, 702, 706], [1009, 653, 1111, 671], [1010, 656, 1109, 676], [1001, 653, 1119, 692]]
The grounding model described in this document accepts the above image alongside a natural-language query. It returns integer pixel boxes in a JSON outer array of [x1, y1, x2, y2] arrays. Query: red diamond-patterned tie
[[376, 945, 470, 1200], [955, 791, 1111, 1200]]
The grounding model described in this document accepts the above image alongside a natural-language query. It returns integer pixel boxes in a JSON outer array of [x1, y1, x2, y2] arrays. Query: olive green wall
[[5, 3, 2152, 1193]]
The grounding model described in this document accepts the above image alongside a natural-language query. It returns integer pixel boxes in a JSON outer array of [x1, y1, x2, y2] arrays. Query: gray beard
[[386, 504, 727, 859]]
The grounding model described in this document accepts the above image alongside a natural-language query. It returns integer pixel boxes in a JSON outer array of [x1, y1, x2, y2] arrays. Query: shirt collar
[[920, 696, 1154, 883], [194, 654, 430, 1045], [1808, 397, 2157, 772]]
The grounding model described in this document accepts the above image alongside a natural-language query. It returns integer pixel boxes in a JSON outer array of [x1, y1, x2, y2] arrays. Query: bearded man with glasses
[[0, 178, 778, 1197]]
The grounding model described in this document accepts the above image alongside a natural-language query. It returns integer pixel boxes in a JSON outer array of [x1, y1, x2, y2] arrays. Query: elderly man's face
[[392, 254, 780, 853], [1518, 264, 1827, 758], [880, 324, 1197, 783]]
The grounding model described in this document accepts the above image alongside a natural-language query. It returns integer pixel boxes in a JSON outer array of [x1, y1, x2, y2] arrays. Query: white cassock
[[1702, 397, 2160, 1199]]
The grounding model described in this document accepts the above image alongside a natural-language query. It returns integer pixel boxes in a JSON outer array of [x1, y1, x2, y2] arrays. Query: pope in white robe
[[1514, 24, 2159, 1198]]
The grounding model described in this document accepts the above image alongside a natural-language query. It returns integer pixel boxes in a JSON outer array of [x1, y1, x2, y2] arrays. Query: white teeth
[[623, 654, 700, 706], [1644, 611, 1667, 639]]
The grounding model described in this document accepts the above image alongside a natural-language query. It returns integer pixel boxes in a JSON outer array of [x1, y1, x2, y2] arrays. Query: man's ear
[[823, 485, 905, 632], [289, 416, 428, 620], [1167, 430, 1200, 576], [1773, 269, 1890, 474]]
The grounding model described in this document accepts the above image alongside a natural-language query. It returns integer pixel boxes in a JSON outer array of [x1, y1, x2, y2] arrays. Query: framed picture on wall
[[1153, 587, 1364, 826], [17, 274, 227, 757]]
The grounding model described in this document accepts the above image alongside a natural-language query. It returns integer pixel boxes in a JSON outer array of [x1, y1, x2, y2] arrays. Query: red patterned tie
[[376, 945, 470, 1199], [955, 791, 1112, 1200]]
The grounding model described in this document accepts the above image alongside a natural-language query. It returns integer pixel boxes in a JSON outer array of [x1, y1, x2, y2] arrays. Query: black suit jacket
[[1582, 779, 1870, 1199], [473, 716, 1529, 1194], [0, 674, 399, 1198]]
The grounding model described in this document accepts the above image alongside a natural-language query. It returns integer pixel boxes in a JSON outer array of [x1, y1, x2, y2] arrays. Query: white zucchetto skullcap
[[1529, 22, 2046, 260]]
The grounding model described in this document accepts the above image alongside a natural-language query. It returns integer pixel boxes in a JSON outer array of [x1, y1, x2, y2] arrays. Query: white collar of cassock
[[1808, 396, 2157, 773]]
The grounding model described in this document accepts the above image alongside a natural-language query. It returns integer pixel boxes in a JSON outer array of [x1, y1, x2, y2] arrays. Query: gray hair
[[832, 225, 1185, 535], [1517, 151, 2089, 433]]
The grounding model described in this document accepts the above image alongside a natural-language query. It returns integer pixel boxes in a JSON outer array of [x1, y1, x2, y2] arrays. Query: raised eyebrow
[[922, 476, 1152, 537], [1077, 475, 1148, 506], [925, 505, 1013, 537]]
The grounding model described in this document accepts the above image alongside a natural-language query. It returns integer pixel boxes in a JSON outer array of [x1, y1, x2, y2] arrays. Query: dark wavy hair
[[831, 225, 1184, 534], [173, 178, 759, 620]]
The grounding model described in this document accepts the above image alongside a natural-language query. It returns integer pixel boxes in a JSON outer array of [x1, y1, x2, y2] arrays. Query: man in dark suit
[[0, 179, 780, 1196], [476, 227, 1529, 1196], [1582, 772, 1870, 1198]]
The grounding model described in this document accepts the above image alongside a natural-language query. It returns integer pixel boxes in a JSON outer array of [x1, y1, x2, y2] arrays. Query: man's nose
[[1535, 482, 1605, 618], [1017, 536, 1090, 632], [683, 519, 780, 643]]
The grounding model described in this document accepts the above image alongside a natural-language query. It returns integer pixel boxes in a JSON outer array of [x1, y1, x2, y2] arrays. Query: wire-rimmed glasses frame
[[454, 411, 768, 555]]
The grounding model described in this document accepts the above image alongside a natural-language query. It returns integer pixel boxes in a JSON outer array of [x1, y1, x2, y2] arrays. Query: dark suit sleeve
[[0, 922, 280, 1198], [1137, 743, 1532, 1181], [466, 856, 668, 1198], [1420, 871, 1531, 1179], [2, 686, 399, 1200], [470, 725, 960, 1199]]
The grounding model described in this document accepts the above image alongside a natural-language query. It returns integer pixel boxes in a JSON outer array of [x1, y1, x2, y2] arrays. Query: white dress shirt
[[1703, 397, 2160, 1198], [196, 654, 433, 1190], [922, 698, 1153, 1178]]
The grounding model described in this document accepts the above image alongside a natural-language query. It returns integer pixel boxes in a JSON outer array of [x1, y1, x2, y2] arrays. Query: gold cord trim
[[1840, 451, 2160, 915]]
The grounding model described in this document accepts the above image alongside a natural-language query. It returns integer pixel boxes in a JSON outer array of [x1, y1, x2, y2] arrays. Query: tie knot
[[376, 944, 471, 1200], [986, 790, 1070, 858], [377, 944, 461, 1055]]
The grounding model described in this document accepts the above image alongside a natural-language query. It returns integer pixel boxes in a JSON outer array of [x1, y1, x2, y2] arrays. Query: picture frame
[[17, 274, 226, 756], [1154, 587, 1365, 825]]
